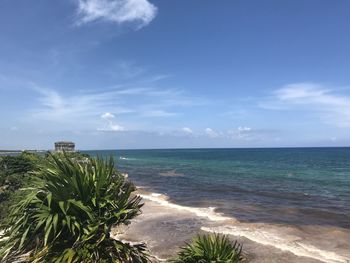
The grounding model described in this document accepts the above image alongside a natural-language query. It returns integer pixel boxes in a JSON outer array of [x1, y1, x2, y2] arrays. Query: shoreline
[[114, 188, 350, 263]]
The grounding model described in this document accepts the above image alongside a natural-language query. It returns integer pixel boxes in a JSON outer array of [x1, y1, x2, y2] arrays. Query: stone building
[[54, 141, 75, 152]]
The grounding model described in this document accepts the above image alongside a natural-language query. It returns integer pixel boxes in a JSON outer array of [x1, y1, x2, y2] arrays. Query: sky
[[1, 0, 350, 150]]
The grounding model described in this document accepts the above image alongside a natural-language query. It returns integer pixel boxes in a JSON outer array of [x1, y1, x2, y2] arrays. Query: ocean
[[84, 148, 350, 262]]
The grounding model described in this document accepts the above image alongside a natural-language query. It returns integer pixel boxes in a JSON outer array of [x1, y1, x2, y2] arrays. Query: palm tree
[[0, 153, 150, 262], [169, 233, 244, 263]]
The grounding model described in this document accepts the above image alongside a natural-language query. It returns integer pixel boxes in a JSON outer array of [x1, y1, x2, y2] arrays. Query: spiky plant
[[169, 233, 244, 263], [0, 153, 150, 262]]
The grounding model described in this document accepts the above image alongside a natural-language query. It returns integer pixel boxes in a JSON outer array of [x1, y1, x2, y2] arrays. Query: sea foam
[[140, 192, 234, 222], [140, 192, 350, 263], [202, 226, 349, 263]]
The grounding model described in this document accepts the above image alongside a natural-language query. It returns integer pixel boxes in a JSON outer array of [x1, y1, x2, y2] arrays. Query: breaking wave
[[140, 191, 350, 263]]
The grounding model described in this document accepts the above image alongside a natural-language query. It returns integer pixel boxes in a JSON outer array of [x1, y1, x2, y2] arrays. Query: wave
[[202, 226, 349, 263], [139, 191, 350, 263], [119, 156, 136, 161], [139, 193, 235, 222], [159, 170, 185, 177]]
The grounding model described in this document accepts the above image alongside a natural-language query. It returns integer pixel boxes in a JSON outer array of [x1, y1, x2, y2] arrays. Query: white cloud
[[205, 128, 219, 138], [31, 85, 132, 122], [238, 126, 251, 132], [261, 83, 350, 127], [182, 127, 193, 134], [141, 110, 177, 117], [76, 0, 157, 28], [147, 74, 171, 82], [106, 61, 147, 80], [99, 112, 125, 131], [101, 112, 115, 120], [98, 123, 125, 131], [228, 126, 253, 140], [31, 85, 193, 122], [275, 83, 328, 101], [27, 81, 205, 136]]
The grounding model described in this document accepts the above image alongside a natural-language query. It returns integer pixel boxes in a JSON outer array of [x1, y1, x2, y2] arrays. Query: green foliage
[[0, 152, 42, 218], [0, 153, 150, 263], [0, 152, 36, 175], [46, 151, 90, 162], [169, 233, 244, 263]]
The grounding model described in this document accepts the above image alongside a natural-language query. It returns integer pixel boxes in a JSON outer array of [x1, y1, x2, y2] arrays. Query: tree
[[0, 153, 150, 263], [169, 233, 244, 263]]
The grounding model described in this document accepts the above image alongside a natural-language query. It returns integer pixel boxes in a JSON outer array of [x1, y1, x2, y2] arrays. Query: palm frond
[[169, 233, 244, 263], [0, 152, 150, 262]]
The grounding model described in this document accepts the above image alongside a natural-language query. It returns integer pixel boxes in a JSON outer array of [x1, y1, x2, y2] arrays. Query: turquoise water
[[84, 148, 350, 228]]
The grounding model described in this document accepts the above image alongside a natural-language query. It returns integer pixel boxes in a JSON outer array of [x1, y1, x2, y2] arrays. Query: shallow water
[[85, 148, 350, 228], [85, 148, 350, 262]]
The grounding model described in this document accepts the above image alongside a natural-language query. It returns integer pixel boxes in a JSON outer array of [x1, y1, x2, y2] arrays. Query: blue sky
[[1, 0, 350, 150]]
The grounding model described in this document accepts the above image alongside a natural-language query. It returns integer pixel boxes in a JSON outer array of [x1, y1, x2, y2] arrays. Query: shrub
[[0, 153, 36, 175], [169, 233, 244, 263], [0, 152, 41, 220], [0, 153, 150, 263]]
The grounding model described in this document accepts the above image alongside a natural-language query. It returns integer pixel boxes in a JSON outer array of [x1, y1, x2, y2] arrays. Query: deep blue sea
[[84, 148, 350, 229]]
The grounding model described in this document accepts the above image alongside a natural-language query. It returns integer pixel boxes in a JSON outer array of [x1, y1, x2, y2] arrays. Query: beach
[[115, 190, 350, 263], [86, 148, 350, 263], [3, 1, 350, 262]]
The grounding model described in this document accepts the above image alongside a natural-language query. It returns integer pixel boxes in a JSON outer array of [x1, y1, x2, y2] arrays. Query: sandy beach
[[114, 190, 350, 263]]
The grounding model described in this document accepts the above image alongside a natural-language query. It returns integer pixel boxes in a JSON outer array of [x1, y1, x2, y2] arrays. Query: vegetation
[[0, 153, 150, 263], [45, 151, 90, 161], [169, 233, 244, 263], [0, 152, 42, 219], [0, 152, 245, 262]]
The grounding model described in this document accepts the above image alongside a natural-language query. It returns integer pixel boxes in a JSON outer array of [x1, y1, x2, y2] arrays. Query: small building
[[54, 141, 75, 152]]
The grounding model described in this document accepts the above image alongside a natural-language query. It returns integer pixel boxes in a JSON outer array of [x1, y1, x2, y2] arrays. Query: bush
[[0, 153, 36, 175], [0, 153, 150, 263], [169, 233, 244, 263], [0, 152, 42, 220]]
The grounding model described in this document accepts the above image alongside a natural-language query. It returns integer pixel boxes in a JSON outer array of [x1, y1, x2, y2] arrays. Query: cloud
[[141, 110, 177, 117], [31, 85, 132, 122], [182, 127, 193, 135], [147, 74, 171, 82], [238, 126, 251, 132], [261, 82, 350, 127], [31, 86, 189, 121], [275, 83, 328, 101], [98, 123, 125, 131], [228, 126, 253, 140], [27, 80, 205, 135], [237, 126, 252, 138], [98, 112, 125, 131], [205, 128, 219, 138], [76, 0, 157, 28], [101, 112, 115, 120], [105, 61, 147, 80]]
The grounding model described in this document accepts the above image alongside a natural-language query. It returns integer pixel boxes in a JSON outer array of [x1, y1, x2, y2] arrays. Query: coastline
[[114, 188, 350, 263]]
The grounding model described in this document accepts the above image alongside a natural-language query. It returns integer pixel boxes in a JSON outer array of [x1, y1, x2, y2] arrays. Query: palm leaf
[[170, 233, 244, 263], [0, 152, 150, 262]]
